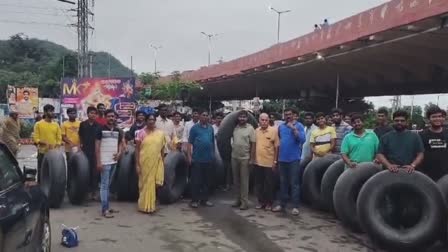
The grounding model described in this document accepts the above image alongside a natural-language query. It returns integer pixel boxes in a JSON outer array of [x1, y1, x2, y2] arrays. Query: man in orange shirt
[[254, 113, 279, 211]]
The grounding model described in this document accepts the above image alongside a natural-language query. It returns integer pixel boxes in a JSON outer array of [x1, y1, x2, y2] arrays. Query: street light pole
[[270, 7, 291, 43], [201, 32, 219, 66], [150, 44, 162, 73]]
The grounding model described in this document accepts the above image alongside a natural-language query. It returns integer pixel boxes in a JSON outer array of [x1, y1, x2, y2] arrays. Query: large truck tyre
[[40, 150, 67, 208], [67, 151, 90, 205], [333, 162, 381, 232], [301, 154, 340, 210], [116, 145, 138, 201], [158, 151, 188, 204], [320, 159, 345, 212], [437, 174, 448, 206], [357, 170, 446, 251]]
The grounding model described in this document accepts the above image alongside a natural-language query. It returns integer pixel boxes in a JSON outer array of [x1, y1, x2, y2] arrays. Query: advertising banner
[[8, 86, 39, 119], [61, 78, 136, 128], [39, 98, 61, 113]]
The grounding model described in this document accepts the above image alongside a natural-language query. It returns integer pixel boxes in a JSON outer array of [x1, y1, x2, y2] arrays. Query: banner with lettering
[[61, 78, 136, 128]]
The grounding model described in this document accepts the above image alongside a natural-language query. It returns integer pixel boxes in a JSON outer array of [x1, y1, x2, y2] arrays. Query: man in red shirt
[[95, 103, 107, 126]]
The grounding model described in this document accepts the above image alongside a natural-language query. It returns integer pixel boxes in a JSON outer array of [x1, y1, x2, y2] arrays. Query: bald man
[[254, 113, 279, 211]]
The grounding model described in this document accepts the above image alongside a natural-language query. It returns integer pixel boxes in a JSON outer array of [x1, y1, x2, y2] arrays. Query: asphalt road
[[15, 145, 445, 252]]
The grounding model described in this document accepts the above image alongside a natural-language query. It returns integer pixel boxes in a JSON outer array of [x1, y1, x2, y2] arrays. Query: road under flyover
[[176, 0, 448, 100]]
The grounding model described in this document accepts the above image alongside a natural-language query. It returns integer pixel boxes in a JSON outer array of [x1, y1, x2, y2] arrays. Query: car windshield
[[0, 148, 21, 191]]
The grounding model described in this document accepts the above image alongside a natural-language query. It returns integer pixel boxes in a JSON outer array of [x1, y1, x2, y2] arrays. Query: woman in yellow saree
[[135, 114, 166, 214]]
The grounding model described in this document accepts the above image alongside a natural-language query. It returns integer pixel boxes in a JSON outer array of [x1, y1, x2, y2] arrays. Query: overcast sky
[[1, 0, 446, 110]]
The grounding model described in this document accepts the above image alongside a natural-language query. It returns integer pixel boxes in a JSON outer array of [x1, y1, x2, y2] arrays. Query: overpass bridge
[[177, 0, 448, 100]]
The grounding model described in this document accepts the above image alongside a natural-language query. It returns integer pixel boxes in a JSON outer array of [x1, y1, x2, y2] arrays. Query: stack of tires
[[302, 158, 448, 251]]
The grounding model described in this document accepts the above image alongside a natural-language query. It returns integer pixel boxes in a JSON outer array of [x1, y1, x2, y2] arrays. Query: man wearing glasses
[[376, 110, 424, 173]]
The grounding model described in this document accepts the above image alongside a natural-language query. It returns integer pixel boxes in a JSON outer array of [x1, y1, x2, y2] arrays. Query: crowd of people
[[1, 102, 447, 219]]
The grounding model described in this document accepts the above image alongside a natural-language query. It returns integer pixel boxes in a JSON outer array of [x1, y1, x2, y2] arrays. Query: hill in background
[[0, 33, 135, 103]]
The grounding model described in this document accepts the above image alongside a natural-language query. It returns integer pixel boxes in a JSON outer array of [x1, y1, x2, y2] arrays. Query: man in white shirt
[[182, 109, 200, 146], [156, 104, 176, 153]]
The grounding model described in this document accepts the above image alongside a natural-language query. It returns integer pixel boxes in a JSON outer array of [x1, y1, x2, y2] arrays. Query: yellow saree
[[138, 129, 166, 213]]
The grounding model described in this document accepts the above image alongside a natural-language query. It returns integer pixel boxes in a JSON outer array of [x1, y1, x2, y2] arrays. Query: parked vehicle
[[0, 142, 51, 252]]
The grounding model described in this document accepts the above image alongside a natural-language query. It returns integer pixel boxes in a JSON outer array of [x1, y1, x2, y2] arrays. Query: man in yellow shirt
[[310, 112, 337, 158], [33, 104, 62, 182], [254, 113, 279, 211], [61, 108, 81, 161]]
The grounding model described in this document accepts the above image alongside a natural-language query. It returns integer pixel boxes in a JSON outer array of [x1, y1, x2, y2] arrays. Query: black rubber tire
[[437, 174, 448, 206], [299, 157, 312, 204], [210, 151, 225, 190], [357, 170, 446, 251], [158, 151, 188, 204], [302, 154, 340, 210], [116, 145, 138, 201], [216, 110, 257, 162], [320, 159, 345, 212], [40, 150, 67, 208], [67, 151, 90, 205], [333, 162, 381, 232]]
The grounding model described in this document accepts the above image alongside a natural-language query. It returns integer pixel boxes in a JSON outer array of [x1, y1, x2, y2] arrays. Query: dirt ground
[[16, 145, 446, 252]]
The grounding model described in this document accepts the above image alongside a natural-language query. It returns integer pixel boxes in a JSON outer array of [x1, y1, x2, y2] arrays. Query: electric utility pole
[[69, 0, 94, 78]]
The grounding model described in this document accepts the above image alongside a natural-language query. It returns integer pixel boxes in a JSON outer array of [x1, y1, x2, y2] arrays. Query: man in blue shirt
[[272, 108, 306, 215], [188, 109, 215, 208]]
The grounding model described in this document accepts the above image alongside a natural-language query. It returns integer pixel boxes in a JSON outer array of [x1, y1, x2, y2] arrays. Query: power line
[[0, 19, 69, 27], [0, 3, 63, 11], [0, 10, 66, 17]]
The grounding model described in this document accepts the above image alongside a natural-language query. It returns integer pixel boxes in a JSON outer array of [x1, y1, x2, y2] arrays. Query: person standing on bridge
[[33, 104, 62, 182], [331, 108, 352, 154], [231, 110, 256, 210], [419, 106, 448, 181], [188, 109, 215, 208], [272, 108, 305, 216]]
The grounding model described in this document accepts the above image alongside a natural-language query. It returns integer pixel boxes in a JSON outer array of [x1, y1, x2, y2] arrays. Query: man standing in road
[[33, 104, 62, 182], [126, 110, 146, 143], [273, 108, 305, 216], [95, 109, 124, 218], [188, 109, 215, 208], [231, 110, 256, 210], [331, 108, 352, 154], [156, 104, 176, 154], [0, 112, 21, 156], [96, 103, 107, 126], [376, 110, 424, 173], [173, 111, 184, 142], [374, 107, 394, 139], [254, 113, 279, 211], [183, 108, 200, 149], [310, 112, 337, 158], [341, 114, 379, 169], [301, 112, 318, 161], [79, 106, 100, 200], [61, 108, 81, 161], [419, 106, 448, 181]]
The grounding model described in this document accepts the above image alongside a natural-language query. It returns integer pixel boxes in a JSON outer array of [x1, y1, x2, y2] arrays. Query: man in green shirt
[[231, 110, 256, 210], [341, 114, 379, 169]]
